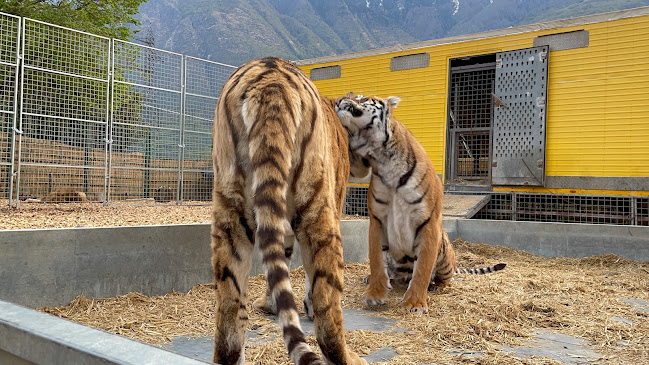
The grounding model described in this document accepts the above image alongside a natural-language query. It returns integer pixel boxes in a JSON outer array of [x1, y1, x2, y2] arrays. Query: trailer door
[[492, 46, 549, 186]]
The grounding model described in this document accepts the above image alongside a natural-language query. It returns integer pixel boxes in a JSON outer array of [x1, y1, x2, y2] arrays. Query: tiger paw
[[347, 350, 368, 365], [363, 286, 388, 306], [252, 296, 276, 314], [400, 291, 428, 314]]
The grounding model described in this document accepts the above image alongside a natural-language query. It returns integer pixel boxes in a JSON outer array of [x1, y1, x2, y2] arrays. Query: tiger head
[[335, 92, 401, 159]]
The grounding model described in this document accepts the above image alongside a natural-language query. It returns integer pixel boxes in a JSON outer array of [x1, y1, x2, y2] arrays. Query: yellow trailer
[[295, 7, 649, 226]]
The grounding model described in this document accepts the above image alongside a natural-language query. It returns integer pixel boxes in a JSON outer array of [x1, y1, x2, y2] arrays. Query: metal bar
[[113, 38, 183, 57], [21, 112, 108, 125], [21, 162, 105, 170], [113, 79, 182, 94], [185, 92, 219, 100], [24, 17, 111, 41], [110, 165, 180, 172], [111, 122, 180, 132], [177, 56, 186, 204], [103, 39, 111, 205], [7, 14, 21, 207], [22, 64, 110, 83], [12, 17, 26, 208], [107, 39, 115, 206], [185, 55, 237, 68]]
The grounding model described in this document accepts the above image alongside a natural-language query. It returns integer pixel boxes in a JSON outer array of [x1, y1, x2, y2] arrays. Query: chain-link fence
[[0, 13, 237, 206]]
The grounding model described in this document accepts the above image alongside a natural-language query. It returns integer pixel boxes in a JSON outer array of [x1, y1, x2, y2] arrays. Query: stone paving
[[164, 299, 649, 364]]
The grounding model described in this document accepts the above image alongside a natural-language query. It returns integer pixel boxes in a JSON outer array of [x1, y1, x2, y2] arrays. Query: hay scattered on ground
[[0, 201, 365, 230], [40, 239, 649, 364]]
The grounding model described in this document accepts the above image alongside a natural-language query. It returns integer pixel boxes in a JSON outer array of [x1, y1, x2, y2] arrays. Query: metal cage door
[[492, 46, 549, 186]]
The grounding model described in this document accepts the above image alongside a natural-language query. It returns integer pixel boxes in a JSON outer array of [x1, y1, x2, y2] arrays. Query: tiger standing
[[335, 93, 504, 314], [211, 58, 366, 365]]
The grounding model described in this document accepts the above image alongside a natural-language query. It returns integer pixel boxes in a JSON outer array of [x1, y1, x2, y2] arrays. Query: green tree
[[0, 0, 147, 40]]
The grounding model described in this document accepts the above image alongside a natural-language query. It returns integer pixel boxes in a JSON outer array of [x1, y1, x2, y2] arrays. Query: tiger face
[[335, 93, 401, 160]]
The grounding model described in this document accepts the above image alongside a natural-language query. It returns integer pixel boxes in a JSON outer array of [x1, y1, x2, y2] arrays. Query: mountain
[[135, 0, 649, 66]]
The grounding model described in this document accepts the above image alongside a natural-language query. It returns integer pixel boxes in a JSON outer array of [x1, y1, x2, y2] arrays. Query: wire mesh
[[17, 18, 110, 203], [0, 12, 20, 203], [111, 41, 183, 204], [181, 57, 235, 203], [448, 63, 494, 184], [472, 192, 644, 226], [343, 186, 369, 217], [638, 197, 649, 227]]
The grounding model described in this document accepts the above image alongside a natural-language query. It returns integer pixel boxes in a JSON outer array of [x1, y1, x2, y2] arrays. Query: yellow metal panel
[[300, 11, 649, 192]]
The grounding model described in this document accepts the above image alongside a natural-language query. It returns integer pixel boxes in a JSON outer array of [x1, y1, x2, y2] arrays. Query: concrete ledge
[[0, 300, 207, 365], [454, 219, 649, 260], [2, 218, 648, 309]]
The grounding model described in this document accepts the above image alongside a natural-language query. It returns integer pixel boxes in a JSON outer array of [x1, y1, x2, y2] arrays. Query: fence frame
[[15, 17, 112, 206], [1, 12, 21, 206], [1, 14, 237, 207]]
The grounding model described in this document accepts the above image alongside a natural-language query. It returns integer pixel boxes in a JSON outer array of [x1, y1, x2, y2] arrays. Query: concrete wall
[[0, 300, 208, 365], [1, 219, 648, 309], [0, 220, 371, 308]]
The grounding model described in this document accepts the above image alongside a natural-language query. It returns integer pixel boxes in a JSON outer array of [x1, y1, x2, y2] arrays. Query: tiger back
[[211, 58, 366, 365], [336, 93, 504, 314]]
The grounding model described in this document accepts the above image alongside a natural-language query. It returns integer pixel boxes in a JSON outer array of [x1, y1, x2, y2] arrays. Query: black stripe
[[284, 324, 306, 353], [276, 289, 298, 312], [371, 190, 387, 205], [291, 104, 317, 193], [262, 250, 286, 265], [312, 269, 344, 292], [371, 214, 383, 227], [267, 266, 290, 292], [220, 266, 241, 295], [257, 227, 281, 250], [284, 246, 294, 259], [239, 216, 254, 244], [396, 267, 413, 273], [260, 57, 278, 69], [398, 149, 417, 189], [224, 227, 241, 261], [397, 255, 416, 264], [382, 109, 390, 147], [298, 352, 321, 365], [407, 185, 428, 205], [415, 213, 432, 239], [254, 195, 286, 218]]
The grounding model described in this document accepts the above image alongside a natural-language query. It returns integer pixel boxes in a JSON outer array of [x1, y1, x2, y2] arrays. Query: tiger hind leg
[[295, 195, 366, 364], [211, 191, 255, 365]]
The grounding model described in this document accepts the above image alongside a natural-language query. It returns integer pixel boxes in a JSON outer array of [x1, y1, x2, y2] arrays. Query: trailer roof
[[294, 6, 649, 66]]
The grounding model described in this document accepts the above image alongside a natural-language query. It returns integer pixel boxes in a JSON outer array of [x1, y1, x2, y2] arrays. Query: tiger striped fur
[[362, 231, 507, 290], [335, 93, 505, 314], [211, 58, 366, 365]]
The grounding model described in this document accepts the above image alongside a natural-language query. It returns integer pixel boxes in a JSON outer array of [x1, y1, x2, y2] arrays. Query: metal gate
[[492, 46, 549, 186], [0, 12, 20, 203], [447, 61, 495, 185], [17, 18, 111, 202], [181, 56, 236, 203], [110, 40, 183, 203]]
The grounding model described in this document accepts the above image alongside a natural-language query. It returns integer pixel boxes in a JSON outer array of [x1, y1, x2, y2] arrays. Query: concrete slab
[[619, 298, 649, 314], [164, 309, 405, 363], [502, 329, 601, 364], [442, 194, 489, 218]]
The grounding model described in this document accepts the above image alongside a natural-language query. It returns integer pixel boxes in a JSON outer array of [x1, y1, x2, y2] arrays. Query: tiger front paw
[[363, 285, 388, 306], [347, 350, 368, 365], [252, 296, 276, 314], [400, 290, 428, 314]]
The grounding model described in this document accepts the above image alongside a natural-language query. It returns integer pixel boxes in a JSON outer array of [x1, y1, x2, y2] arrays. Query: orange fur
[[211, 58, 365, 365]]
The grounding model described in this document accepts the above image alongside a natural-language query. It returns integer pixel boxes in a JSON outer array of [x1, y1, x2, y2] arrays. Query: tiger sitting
[[335, 93, 505, 314]]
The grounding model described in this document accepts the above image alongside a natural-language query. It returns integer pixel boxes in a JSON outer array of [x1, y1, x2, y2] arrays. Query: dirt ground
[[38, 230, 649, 364]]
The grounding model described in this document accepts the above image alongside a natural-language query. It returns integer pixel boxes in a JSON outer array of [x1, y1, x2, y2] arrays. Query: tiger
[[335, 93, 505, 314], [211, 57, 366, 365], [363, 230, 507, 291]]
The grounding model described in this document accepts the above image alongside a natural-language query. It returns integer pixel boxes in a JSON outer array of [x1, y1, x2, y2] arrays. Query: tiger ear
[[346, 92, 355, 98], [386, 96, 401, 109]]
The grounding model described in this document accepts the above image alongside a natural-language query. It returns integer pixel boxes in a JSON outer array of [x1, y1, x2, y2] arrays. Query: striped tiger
[[335, 93, 504, 314], [211, 58, 366, 365], [363, 230, 507, 291]]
